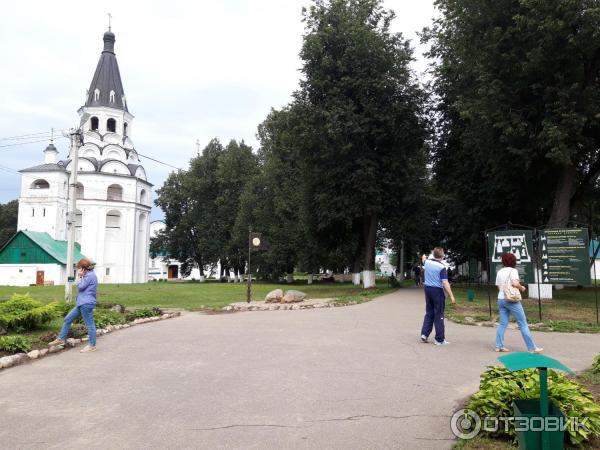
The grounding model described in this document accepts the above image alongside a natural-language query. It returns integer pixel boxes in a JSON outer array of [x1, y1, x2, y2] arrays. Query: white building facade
[[17, 30, 151, 284]]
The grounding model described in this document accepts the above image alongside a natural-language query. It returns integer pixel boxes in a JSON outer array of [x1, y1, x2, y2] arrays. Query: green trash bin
[[467, 289, 475, 302], [498, 353, 574, 450], [512, 399, 566, 450]]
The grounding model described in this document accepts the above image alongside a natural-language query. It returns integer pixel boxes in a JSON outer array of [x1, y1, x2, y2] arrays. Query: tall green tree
[[153, 139, 224, 279], [0, 200, 18, 249], [425, 0, 600, 242], [215, 139, 257, 280], [295, 0, 428, 287]]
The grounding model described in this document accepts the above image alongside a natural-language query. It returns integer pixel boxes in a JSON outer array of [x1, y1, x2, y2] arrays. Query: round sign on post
[[252, 237, 261, 247]]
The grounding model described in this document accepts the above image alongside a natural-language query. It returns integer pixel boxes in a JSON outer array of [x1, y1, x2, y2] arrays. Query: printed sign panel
[[539, 228, 591, 285], [487, 230, 535, 284]]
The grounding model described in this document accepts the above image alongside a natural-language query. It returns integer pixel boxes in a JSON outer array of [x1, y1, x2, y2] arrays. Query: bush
[[468, 366, 600, 446], [125, 307, 163, 322], [592, 354, 600, 374], [0, 335, 32, 353], [0, 294, 59, 331], [93, 310, 126, 329], [68, 323, 88, 339]]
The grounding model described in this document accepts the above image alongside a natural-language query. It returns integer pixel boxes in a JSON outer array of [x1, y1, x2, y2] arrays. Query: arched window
[[107, 118, 116, 133], [75, 182, 84, 199], [105, 210, 121, 229], [94, 89, 100, 101], [109, 90, 115, 103], [90, 117, 99, 130], [140, 189, 147, 204], [31, 179, 50, 189], [107, 184, 123, 201], [124, 122, 128, 136]]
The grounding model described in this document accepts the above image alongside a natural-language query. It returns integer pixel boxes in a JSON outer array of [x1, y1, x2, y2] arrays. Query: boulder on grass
[[282, 290, 306, 303], [265, 289, 284, 303]]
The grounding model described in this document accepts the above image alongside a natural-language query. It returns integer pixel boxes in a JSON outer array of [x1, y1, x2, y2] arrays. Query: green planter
[[512, 399, 566, 450]]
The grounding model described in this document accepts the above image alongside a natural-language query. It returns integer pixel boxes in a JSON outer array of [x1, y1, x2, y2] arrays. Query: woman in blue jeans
[[495, 252, 543, 353], [50, 258, 98, 353]]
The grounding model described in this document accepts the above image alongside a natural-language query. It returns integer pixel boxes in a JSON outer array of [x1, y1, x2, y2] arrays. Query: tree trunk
[[548, 164, 578, 227], [196, 257, 205, 282], [352, 234, 364, 286], [362, 214, 377, 288], [398, 239, 405, 282]]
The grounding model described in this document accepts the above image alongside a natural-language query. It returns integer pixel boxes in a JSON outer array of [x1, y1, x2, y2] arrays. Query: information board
[[487, 230, 535, 284], [539, 228, 591, 285]]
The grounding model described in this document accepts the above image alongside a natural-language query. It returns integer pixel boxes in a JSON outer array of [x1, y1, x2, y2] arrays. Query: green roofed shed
[[0, 230, 85, 265]]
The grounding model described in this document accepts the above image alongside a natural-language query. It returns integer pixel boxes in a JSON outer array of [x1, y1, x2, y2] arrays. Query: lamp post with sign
[[247, 230, 262, 303]]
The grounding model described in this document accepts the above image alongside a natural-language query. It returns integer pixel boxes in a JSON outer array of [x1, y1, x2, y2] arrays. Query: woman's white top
[[495, 267, 520, 300]]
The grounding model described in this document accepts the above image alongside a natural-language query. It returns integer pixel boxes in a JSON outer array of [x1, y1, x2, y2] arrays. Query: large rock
[[282, 290, 306, 303], [265, 289, 284, 303], [0, 326, 7, 336], [110, 304, 125, 313]]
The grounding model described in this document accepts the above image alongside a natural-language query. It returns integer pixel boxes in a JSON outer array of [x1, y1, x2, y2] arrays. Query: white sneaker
[[420, 335, 428, 343], [434, 340, 451, 346], [80, 345, 96, 353]]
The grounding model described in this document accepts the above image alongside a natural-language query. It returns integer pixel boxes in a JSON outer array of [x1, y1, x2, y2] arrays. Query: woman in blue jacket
[[50, 258, 98, 353]]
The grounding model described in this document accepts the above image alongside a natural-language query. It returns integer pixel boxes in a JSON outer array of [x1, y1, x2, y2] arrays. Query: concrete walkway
[[1, 288, 599, 450]]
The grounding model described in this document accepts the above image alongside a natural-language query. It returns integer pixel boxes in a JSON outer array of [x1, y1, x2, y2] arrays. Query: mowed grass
[[447, 283, 600, 332], [0, 279, 396, 310]]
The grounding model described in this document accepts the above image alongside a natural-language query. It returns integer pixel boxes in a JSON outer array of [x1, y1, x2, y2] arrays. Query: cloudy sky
[[0, 0, 437, 220]]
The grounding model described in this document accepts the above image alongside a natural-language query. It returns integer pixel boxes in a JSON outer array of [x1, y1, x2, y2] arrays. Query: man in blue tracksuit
[[420, 247, 456, 346]]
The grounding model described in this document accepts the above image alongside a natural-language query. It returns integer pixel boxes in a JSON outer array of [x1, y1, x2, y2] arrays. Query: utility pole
[[64, 128, 83, 302]]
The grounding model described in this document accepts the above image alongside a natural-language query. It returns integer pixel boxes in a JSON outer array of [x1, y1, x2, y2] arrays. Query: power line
[[0, 129, 69, 141], [0, 136, 68, 149], [137, 152, 181, 170]]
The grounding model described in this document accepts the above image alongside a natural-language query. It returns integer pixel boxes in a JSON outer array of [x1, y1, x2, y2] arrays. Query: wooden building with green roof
[[0, 230, 85, 286]]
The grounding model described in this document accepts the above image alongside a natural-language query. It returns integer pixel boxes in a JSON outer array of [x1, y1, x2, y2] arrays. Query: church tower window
[[31, 179, 50, 189], [124, 122, 128, 136], [94, 88, 100, 101], [107, 118, 116, 132], [109, 90, 115, 103], [105, 210, 121, 229], [91, 117, 99, 130], [140, 189, 147, 204], [107, 184, 123, 201], [75, 182, 84, 199]]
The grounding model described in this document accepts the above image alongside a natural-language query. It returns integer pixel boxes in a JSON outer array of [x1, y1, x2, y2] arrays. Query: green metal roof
[[0, 230, 85, 265]]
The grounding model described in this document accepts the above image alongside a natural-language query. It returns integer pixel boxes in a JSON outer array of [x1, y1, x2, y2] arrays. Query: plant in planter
[[468, 366, 600, 445]]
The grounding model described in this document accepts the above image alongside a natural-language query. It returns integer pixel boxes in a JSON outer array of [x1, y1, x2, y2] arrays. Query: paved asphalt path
[[2, 288, 600, 450]]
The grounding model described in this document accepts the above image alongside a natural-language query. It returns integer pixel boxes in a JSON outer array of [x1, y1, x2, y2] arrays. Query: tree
[[215, 140, 257, 280], [425, 0, 600, 235], [295, 0, 428, 287], [0, 200, 18, 249], [154, 139, 224, 280]]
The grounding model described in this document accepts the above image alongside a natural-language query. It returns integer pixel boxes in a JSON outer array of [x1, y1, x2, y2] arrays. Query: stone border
[[0, 312, 181, 371], [222, 298, 364, 312]]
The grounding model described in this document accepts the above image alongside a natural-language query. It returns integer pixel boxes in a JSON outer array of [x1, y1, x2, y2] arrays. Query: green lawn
[[448, 284, 600, 333], [0, 279, 396, 311]]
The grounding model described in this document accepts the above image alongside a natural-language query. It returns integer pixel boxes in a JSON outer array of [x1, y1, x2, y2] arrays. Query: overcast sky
[[0, 0, 437, 220]]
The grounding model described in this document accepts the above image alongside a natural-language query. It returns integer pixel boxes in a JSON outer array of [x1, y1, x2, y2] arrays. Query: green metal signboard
[[487, 230, 535, 284], [539, 228, 591, 285]]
